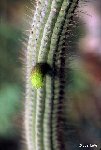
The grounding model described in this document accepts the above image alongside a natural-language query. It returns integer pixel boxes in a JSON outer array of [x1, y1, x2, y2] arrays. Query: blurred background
[[64, 0, 101, 149], [0, 0, 29, 150], [0, 0, 101, 150]]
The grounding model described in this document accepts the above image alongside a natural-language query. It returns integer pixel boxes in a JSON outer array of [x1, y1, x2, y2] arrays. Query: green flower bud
[[30, 66, 43, 89]]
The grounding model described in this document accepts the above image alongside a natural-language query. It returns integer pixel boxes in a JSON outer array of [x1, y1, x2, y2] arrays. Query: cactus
[[24, 0, 80, 150]]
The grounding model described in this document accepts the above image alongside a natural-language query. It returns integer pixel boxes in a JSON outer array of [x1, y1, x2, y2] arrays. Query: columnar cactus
[[24, 0, 80, 150]]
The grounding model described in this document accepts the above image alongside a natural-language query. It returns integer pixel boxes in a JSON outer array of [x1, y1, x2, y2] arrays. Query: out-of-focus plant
[[0, 84, 21, 136], [0, 0, 25, 139]]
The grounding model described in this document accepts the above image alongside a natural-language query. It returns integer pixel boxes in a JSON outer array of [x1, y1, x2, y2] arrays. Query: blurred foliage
[[0, 0, 26, 137], [0, 22, 22, 84], [0, 84, 21, 136], [68, 59, 89, 92]]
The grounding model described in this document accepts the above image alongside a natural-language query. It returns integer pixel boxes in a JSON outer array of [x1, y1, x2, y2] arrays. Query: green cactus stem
[[24, 0, 79, 150]]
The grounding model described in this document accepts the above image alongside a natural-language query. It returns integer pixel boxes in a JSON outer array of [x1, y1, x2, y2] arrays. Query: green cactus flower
[[30, 66, 43, 89]]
